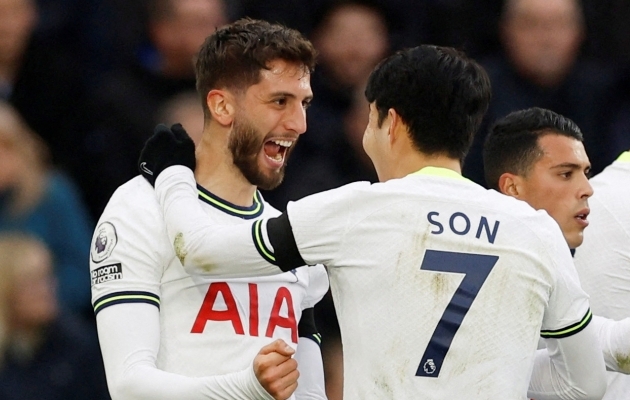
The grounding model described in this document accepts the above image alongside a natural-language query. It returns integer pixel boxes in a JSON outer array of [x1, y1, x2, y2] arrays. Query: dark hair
[[364, 45, 491, 161], [483, 107, 584, 190], [195, 18, 317, 117]]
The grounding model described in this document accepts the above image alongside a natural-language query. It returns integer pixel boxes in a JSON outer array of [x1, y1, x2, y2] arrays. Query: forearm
[[97, 303, 273, 400], [528, 323, 607, 400], [155, 166, 283, 278], [591, 315, 630, 374]]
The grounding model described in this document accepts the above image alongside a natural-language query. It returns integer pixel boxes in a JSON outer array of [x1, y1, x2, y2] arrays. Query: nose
[[283, 102, 308, 135], [580, 174, 594, 199]]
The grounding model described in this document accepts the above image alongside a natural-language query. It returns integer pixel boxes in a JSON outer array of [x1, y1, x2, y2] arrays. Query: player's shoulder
[[96, 176, 163, 233]]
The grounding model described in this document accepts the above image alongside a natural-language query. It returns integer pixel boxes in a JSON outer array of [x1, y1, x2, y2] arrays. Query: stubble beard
[[228, 116, 291, 191]]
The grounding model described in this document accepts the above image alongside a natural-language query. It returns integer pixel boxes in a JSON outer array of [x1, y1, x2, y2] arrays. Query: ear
[[206, 89, 235, 126], [497, 173, 523, 198], [387, 108, 400, 146]]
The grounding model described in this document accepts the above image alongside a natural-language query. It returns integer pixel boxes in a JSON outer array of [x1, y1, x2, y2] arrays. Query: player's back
[[290, 171, 589, 399]]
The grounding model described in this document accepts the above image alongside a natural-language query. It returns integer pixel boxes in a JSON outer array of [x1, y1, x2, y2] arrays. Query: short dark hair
[[364, 45, 491, 161], [483, 107, 584, 190], [195, 18, 317, 118]]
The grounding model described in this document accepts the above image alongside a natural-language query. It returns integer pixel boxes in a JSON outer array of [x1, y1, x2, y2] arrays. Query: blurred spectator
[[0, 0, 91, 176], [0, 233, 110, 400], [157, 91, 204, 145], [607, 70, 630, 158], [581, 0, 630, 70], [463, 0, 618, 185], [78, 0, 230, 219], [264, 0, 386, 208], [0, 102, 93, 315]]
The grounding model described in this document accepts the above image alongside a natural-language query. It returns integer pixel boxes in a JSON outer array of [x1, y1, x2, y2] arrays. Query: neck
[[194, 128, 257, 207], [386, 150, 462, 181]]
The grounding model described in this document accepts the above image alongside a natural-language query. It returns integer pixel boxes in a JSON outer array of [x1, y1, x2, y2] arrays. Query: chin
[[568, 236, 584, 250]]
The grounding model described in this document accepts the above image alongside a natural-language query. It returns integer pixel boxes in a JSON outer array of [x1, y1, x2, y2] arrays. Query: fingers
[[259, 339, 296, 357], [153, 123, 172, 135], [170, 123, 194, 145], [254, 340, 299, 400]]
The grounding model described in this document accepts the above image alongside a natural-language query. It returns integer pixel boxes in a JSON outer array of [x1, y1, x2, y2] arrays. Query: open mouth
[[263, 139, 293, 166], [574, 208, 590, 226]]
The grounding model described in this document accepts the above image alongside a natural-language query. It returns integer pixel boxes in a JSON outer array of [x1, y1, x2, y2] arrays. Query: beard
[[228, 115, 293, 191]]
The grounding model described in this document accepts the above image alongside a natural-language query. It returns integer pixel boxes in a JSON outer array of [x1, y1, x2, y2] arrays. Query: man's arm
[[528, 322, 607, 400], [294, 305, 327, 400], [591, 315, 630, 374], [96, 303, 298, 400], [155, 166, 288, 277]]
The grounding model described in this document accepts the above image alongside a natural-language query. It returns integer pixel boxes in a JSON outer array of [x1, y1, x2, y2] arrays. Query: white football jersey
[[90, 177, 328, 381], [281, 168, 590, 400], [574, 151, 630, 399]]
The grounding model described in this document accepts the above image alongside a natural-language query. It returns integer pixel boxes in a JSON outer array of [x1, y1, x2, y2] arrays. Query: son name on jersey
[[428, 211, 501, 244]]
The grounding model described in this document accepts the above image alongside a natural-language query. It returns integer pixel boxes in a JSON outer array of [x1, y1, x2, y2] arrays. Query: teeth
[[272, 140, 293, 148]]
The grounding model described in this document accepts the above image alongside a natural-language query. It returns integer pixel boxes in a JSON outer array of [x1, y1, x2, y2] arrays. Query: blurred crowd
[[0, 0, 629, 398]]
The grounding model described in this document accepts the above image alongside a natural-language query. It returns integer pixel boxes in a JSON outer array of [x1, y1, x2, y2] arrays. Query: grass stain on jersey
[[616, 352, 630, 373], [174, 232, 188, 265]]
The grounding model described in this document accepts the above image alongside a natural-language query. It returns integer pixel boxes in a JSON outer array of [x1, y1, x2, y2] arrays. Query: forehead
[[249, 59, 312, 96], [509, 0, 578, 17], [534, 133, 589, 167]]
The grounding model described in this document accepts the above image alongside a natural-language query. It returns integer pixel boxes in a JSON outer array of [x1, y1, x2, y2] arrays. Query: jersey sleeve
[[90, 179, 165, 315], [528, 322, 607, 400], [155, 167, 285, 278], [283, 182, 367, 267], [97, 303, 276, 400], [590, 315, 630, 374], [538, 219, 592, 338], [302, 265, 329, 309]]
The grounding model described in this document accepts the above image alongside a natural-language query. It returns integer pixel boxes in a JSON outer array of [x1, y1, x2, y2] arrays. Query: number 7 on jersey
[[416, 250, 499, 378]]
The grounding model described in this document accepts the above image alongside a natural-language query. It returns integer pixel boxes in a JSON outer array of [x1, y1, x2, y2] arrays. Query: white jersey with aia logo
[[90, 176, 328, 380]]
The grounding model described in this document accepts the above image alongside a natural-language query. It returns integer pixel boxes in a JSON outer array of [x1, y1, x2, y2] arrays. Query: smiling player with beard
[[89, 19, 329, 400]]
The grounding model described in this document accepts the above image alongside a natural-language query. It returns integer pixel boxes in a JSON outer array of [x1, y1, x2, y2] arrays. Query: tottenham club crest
[[91, 222, 118, 263]]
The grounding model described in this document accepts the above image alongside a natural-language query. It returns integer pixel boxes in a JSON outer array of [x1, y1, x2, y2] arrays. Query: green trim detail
[[541, 309, 592, 338], [410, 166, 469, 181], [197, 190, 263, 216], [253, 219, 276, 263], [617, 151, 630, 163]]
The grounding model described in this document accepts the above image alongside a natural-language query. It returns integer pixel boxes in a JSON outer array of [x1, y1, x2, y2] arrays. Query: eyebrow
[[269, 91, 314, 102], [550, 162, 591, 170]]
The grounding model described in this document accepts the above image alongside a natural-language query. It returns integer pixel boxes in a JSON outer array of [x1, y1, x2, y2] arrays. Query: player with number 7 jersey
[[156, 165, 601, 399], [148, 45, 607, 400]]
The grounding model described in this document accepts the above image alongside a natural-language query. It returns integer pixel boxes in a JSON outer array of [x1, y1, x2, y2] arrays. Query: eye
[[559, 171, 573, 179], [302, 100, 312, 110], [585, 167, 592, 178], [274, 97, 287, 106]]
